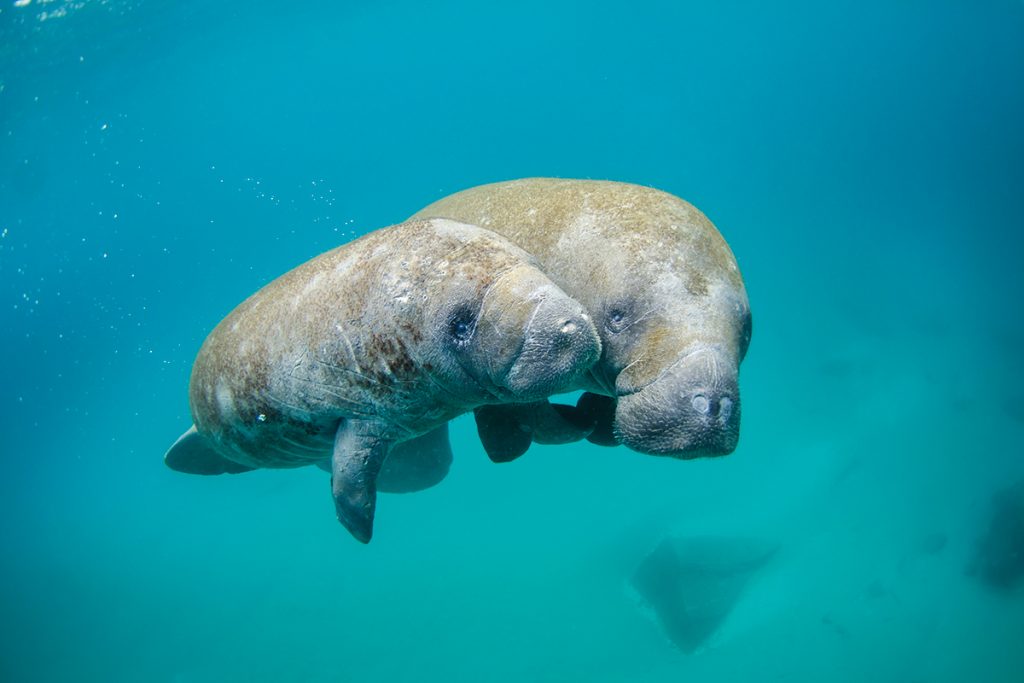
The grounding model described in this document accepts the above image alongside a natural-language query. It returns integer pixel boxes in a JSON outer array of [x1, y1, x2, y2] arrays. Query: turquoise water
[[2, 1, 1023, 680]]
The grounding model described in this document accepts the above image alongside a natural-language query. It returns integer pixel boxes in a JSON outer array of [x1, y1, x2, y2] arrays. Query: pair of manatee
[[164, 178, 753, 543]]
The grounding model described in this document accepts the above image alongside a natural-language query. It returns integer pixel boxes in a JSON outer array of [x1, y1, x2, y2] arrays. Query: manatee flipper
[[331, 420, 391, 544], [377, 424, 453, 493], [474, 405, 534, 463], [164, 425, 256, 475], [474, 400, 599, 462], [532, 403, 598, 446], [576, 392, 619, 447], [325, 425, 453, 493]]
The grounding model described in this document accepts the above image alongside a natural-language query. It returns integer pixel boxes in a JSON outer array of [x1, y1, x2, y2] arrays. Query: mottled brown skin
[[410, 179, 751, 458], [169, 218, 601, 542]]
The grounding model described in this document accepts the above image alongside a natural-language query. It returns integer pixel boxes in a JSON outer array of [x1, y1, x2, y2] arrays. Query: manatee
[[397, 178, 751, 466], [630, 536, 778, 653], [163, 218, 601, 543]]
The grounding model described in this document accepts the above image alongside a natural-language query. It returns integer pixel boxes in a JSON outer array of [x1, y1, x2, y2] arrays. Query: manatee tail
[[164, 425, 256, 475]]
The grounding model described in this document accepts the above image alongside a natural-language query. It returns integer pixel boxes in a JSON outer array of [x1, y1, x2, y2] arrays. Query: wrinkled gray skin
[[387, 179, 750, 483], [163, 218, 601, 543]]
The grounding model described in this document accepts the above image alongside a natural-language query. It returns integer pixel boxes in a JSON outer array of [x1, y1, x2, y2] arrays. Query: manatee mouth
[[612, 349, 741, 458], [614, 390, 741, 457]]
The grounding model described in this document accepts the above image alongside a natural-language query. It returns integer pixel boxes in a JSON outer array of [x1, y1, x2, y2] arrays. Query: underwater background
[[2, 0, 1023, 681]]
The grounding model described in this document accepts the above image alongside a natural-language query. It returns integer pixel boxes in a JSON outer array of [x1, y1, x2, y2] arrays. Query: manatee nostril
[[718, 397, 734, 423], [691, 394, 710, 415], [560, 320, 578, 335]]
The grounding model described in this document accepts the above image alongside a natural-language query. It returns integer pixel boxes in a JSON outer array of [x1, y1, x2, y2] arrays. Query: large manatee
[[404, 178, 751, 463], [163, 218, 601, 542]]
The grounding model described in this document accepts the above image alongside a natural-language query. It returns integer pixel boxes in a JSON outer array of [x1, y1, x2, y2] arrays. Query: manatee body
[[164, 218, 601, 542], [409, 178, 751, 461]]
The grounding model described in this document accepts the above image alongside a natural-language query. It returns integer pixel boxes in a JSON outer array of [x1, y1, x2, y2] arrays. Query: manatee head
[[606, 291, 751, 457], [414, 221, 601, 406], [587, 229, 751, 457]]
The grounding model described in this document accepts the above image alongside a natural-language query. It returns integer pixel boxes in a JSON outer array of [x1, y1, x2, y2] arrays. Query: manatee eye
[[447, 307, 476, 345], [605, 308, 629, 334]]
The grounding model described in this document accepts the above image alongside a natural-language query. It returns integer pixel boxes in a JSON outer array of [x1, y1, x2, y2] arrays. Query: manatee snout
[[614, 347, 741, 457], [503, 293, 601, 399]]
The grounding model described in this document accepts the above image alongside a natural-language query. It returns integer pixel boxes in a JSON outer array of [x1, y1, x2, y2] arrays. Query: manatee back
[[413, 178, 745, 298]]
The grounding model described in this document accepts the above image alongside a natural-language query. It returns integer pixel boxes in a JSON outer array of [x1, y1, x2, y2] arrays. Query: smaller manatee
[[164, 218, 601, 543]]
